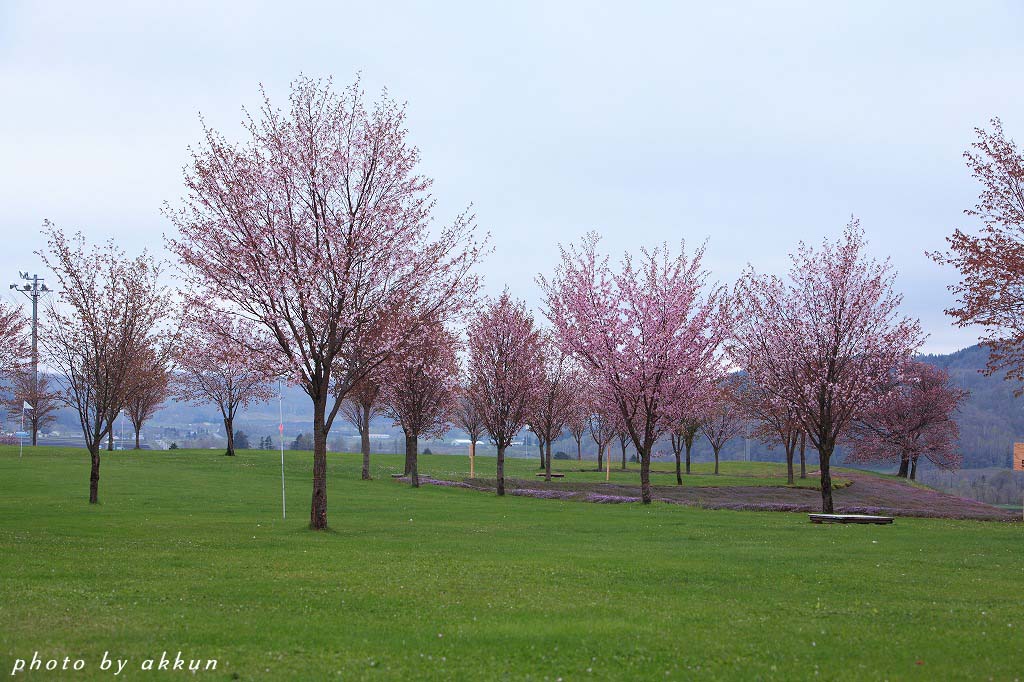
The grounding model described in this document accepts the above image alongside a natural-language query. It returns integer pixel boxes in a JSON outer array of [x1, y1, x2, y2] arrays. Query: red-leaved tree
[[847, 360, 967, 480], [467, 292, 543, 496], [588, 402, 619, 471], [452, 387, 486, 479], [730, 221, 924, 512], [167, 76, 481, 529], [124, 346, 171, 449], [700, 383, 746, 475], [734, 377, 802, 484], [0, 302, 27, 382], [340, 375, 382, 480], [931, 118, 1024, 394], [380, 316, 461, 488], [4, 368, 59, 444], [173, 315, 275, 457], [527, 338, 580, 481], [541, 233, 726, 504]]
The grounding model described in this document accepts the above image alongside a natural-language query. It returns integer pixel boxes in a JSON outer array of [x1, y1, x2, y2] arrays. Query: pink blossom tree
[[173, 315, 275, 457], [847, 360, 968, 480], [733, 377, 802, 484], [527, 338, 580, 481], [730, 221, 924, 512], [0, 302, 27, 379], [700, 383, 746, 475], [340, 375, 382, 480], [124, 347, 171, 449], [588, 403, 619, 471], [40, 223, 172, 503], [467, 292, 543, 496], [452, 387, 486, 479], [540, 233, 727, 504], [167, 76, 482, 529], [565, 397, 589, 463], [380, 316, 461, 488], [668, 417, 703, 483]]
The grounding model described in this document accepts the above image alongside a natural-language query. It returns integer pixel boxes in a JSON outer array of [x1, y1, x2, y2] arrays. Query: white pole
[[279, 379, 286, 520]]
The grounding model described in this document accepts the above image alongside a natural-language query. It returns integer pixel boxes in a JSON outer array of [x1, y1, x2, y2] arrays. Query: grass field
[[0, 446, 1019, 680]]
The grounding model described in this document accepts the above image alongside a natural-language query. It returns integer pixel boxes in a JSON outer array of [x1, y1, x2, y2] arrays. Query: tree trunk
[[786, 440, 795, 484], [360, 408, 371, 480], [407, 433, 419, 488], [674, 447, 682, 485], [640, 447, 652, 504], [496, 444, 506, 496], [818, 445, 834, 513], [107, 430, 114, 451], [134, 428, 141, 450], [576, 438, 582, 462], [88, 445, 100, 504], [309, 399, 328, 531], [620, 439, 627, 470], [469, 440, 476, 479], [544, 440, 552, 482], [31, 418, 38, 446], [799, 432, 806, 479], [910, 455, 919, 481], [897, 454, 910, 478], [596, 444, 603, 472], [224, 418, 235, 456], [713, 447, 720, 475], [685, 441, 693, 475], [537, 435, 544, 469]]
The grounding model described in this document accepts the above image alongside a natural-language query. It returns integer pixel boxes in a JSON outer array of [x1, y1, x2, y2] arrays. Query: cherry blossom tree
[[167, 76, 482, 529], [40, 223, 172, 503], [540, 233, 726, 504], [565, 398, 589, 463], [730, 221, 924, 512], [668, 418, 702, 484], [340, 375, 382, 480], [527, 338, 579, 481], [700, 383, 746, 475], [4, 369, 59, 445], [452, 388, 486, 479], [0, 302, 27, 382], [124, 347, 171, 449], [931, 119, 1024, 394], [380, 316, 460, 488], [467, 292, 543, 496], [847, 360, 967, 480], [588, 404, 619, 471], [173, 315, 275, 457], [734, 377, 802, 484]]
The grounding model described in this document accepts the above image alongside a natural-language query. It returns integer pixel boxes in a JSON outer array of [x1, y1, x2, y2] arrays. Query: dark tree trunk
[[576, 437, 582, 462], [596, 445, 603, 471], [407, 433, 419, 488], [537, 435, 544, 469], [31, 418, 38, 446], [799, 432, 806, 479], [544, 440, 552, 482], [818, 445, 835, 513], [360, 409, 371, 480], [309, 399, 328, 530], [496, 445, 506, 496], [620, 438, 627, 470], [685, 440, 693, 474], [640, 447, 652, 504], [88, 445, 100, 504], [713, 447, 720, 475], [910, 456, 919, 481], [786, 438, 795, 484], [674, 448, 682, 485], [897, 454, 910, 478], [224, 418, 235, 456], [107, 430, 114, 451]]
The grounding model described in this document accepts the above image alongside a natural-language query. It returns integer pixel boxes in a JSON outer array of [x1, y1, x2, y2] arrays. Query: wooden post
[[605, 443, 610, 481]]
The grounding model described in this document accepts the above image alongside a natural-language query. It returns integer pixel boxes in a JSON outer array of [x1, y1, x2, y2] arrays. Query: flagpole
[[279, 379, 286, 520]]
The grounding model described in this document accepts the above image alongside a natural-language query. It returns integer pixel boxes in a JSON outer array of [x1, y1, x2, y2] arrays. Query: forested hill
[[918, 345, 1023, 468]]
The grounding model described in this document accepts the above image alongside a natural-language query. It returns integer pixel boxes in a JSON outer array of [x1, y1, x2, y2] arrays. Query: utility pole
[[10, 272, 50, 446]]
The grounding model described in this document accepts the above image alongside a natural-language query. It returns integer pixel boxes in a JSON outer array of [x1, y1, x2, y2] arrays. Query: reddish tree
[[380, 317, 460, 488], [541, 233, 726, 504], [452, 388, 486, 479], [0, 302, 27, 384], [173, 315, 275, 457], [665, 367, 720, 483], [124, 348, 171, 449], [847, 360, 968, 480], [466, 292, 543, 496], [668, 417, 702, 483], [700, 384, 746, 475], [734, 377, 802, 484], [730, 221, 923, 512], [40, 223, 171, 503], [340, 375, 382, 480], [4, 369, 59, 444], [168, 77, 481, 529], [564, 397, 589, 463], [931, 119, 1024, 394], [527, 339, 580, 481], [588, 403, 619, 471]]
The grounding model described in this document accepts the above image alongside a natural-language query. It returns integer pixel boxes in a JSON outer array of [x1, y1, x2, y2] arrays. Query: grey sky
[[2, 1, 1022, 353]]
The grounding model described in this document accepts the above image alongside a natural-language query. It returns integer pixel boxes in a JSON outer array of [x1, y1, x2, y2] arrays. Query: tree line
[[0, 77, 1018, 525]]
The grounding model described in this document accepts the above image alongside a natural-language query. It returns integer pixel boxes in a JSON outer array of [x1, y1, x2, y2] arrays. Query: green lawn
[[0, 446, 1019, 680]]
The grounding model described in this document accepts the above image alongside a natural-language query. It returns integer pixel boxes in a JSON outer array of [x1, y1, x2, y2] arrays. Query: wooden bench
[[535, 472, 566, 478], [809, 513, 893, 525]]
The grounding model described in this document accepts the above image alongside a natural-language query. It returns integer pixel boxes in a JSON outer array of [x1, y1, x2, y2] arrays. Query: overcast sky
[[2, 1, 1022, 353]]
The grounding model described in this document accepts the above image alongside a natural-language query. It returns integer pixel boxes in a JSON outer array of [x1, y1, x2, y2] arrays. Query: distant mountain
[[917, 345, 1022, 469]]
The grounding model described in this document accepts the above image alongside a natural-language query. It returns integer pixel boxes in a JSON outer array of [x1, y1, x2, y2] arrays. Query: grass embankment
[[0, 447, 1019, 680]]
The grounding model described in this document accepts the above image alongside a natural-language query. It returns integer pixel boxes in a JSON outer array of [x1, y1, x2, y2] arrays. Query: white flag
[[23, 401, 33, 411]]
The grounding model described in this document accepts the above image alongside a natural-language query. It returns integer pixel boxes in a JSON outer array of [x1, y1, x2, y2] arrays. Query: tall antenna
[[10, 272, 51, 446]]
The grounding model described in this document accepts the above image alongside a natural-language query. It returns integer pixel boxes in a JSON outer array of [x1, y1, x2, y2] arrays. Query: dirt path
[[418, 470, 1017, 521]]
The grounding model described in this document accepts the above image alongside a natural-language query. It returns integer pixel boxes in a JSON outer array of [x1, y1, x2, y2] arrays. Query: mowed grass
[[0, 447, 1019, 681]]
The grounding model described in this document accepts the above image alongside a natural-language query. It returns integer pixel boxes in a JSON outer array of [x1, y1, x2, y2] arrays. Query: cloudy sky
[[2, 1, 1022, 353]]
